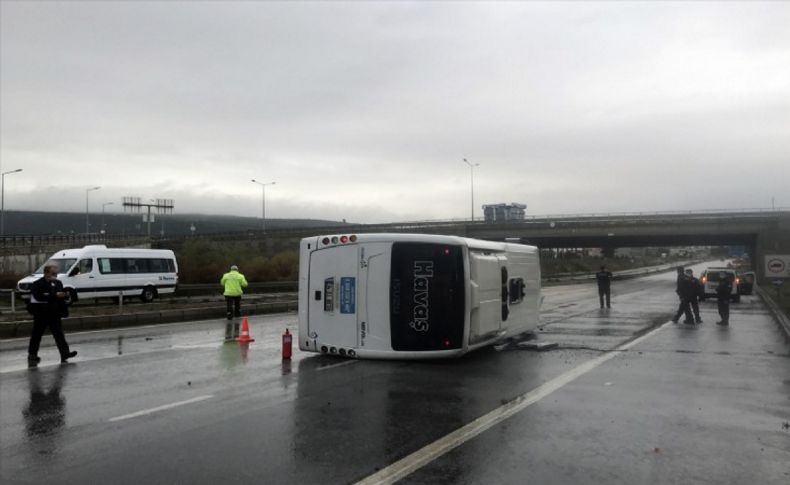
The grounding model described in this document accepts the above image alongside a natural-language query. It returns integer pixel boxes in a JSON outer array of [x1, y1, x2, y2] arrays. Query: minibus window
[[98, 258, 125, 274], [149, 259, 165, 272], [74, 259, 93, 275], [77, 259, 93, 274], [125, 259, 151, 273]]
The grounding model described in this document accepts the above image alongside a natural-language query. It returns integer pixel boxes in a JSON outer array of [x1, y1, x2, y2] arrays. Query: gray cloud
[[2, 1, 788, 223]]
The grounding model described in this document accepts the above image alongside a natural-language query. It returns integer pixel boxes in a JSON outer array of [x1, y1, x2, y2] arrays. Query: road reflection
[[22, 366, 69, 455], [219, 341, 250, 370], [287, 348, 541, 483]]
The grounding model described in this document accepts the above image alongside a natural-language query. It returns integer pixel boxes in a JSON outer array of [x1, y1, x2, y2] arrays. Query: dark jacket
[[680, 275, 703, 300], [675, 270, 685, 296], [692, 277, 704, 298], [716, 278, 733, 300], [596, 271, 613, 290], [29, 277, 69, 319]]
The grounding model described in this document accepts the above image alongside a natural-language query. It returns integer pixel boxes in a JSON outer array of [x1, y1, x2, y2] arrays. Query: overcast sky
[[1, 1, 788, 223]]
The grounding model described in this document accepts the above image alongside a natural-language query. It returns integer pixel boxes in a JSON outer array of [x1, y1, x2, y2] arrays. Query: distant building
[[483, 203, 527, 223]]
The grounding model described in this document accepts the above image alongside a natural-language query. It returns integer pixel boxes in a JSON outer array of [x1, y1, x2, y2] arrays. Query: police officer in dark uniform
[[595, 265, 613, 309], [672, 267, 693, 323], [27, 264, 77, 365], [685, 268, 703, 323], [716, 272, 733, 326]]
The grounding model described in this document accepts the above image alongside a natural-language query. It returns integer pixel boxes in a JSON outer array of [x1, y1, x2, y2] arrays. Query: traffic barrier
[[282, 328, 292, 360], [236, 316, 255, 343]]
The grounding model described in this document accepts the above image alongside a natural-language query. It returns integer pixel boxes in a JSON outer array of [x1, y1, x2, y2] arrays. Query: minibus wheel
[[64, 289, 77, 306], [141, 286, 157, 303]]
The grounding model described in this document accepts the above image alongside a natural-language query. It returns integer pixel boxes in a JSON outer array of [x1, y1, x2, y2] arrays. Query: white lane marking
[[317, 360, 357, 372], [108, 395, 214, 422], [355, 321, 671, 485]]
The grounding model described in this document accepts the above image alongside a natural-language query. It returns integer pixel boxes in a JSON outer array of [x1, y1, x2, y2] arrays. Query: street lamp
[[462, 158, 480, 220], [101, 201, 114, 234], [85, 186, 101, 234], [1, 168, 23, 236], [251, 179, 276, 233]]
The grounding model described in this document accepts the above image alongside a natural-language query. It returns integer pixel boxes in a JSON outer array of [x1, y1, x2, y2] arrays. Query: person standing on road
[[716, 271, 733, 326], [27, 263, 78, 365], [221, 265, 248, 321], [685, 268, 703, 324], [595, 265, 613, 309], [672, 266, 694, 324]]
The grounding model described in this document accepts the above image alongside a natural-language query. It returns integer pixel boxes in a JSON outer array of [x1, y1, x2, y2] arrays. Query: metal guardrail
[[176, 281, 297, 293], [756, 286, 790, 340]]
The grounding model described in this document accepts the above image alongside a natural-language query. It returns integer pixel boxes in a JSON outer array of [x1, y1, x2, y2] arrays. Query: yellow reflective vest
[[220, 270, 248, 297]]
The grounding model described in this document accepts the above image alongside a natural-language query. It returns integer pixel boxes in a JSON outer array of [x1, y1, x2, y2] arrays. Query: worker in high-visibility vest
[[221, 265, 248, 320]]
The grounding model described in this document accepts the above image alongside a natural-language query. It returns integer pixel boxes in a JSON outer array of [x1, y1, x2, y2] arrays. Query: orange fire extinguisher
[[282, 328, 292, 360]]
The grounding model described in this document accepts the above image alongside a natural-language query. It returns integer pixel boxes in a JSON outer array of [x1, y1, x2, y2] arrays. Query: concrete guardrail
[[0, 300, 298, 339], [756, 286, 790, 341]]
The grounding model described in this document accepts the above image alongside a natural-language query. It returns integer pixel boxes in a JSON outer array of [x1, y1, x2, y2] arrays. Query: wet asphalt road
[[1, 262, 788, 484]]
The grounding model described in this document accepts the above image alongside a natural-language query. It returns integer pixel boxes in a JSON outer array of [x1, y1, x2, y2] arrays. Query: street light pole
[[85, 186, 101, 234], [1, 168, 23, 236], [101, 202, 114, 234], [251, 179, 276, 233], [462, 158, 480, 221]]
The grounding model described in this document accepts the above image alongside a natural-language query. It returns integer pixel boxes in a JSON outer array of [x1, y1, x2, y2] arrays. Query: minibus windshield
[[35, 259, 77, 274]]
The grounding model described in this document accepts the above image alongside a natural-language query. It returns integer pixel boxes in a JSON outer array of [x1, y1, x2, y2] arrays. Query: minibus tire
[[64, 289, 78, 306], [141, 286, 157, 303]]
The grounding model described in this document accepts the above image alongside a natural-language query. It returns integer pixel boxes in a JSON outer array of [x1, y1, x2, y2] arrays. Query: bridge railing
[[3, 207, 788, 247], [0, 233, 151, 249], [166, 207, 789, 242]]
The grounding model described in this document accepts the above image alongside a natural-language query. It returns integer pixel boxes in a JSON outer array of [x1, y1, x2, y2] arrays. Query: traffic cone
[[236, 316, 255, 343]]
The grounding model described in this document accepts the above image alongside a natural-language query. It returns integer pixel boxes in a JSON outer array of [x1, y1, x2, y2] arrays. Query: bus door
[[308, 244, 359, 348]]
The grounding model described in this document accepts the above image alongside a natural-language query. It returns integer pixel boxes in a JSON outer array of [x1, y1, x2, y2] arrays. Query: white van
[[17, 245, 178, 304], [699, 267, 740, 303]]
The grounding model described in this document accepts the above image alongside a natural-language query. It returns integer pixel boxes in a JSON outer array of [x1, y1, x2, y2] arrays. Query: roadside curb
[[0, 300, 298, 339], [756, 286, 790, 341]]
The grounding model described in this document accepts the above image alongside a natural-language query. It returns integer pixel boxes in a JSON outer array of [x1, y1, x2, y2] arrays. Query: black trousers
[[717, 299, 730, 323], [674, 298, 694, 322], [598, 288, 611, 308], [689, 299, 701, 322], [225, 296, 241, 318], [28, 313, 70, 358]]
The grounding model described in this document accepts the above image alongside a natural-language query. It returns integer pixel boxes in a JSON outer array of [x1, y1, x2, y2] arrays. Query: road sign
[[772, 279, 784, 287], [765, 255, 790, 278]]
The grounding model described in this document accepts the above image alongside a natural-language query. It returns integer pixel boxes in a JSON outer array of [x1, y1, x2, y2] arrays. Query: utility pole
[[251, 179, 276, 233], [462, 158, 479, 221], [85, 186, 101, 234], [101, 202, 114, 234], [1, 168, 23, 236]]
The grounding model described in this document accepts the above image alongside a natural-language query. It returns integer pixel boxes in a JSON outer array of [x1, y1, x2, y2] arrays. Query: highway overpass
[[3, 209, 789, 284]]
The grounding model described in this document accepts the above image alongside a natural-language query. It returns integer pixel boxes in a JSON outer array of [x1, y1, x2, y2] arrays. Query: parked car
[[737, 271, 755, 295], [699, 267, 740, 302]]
